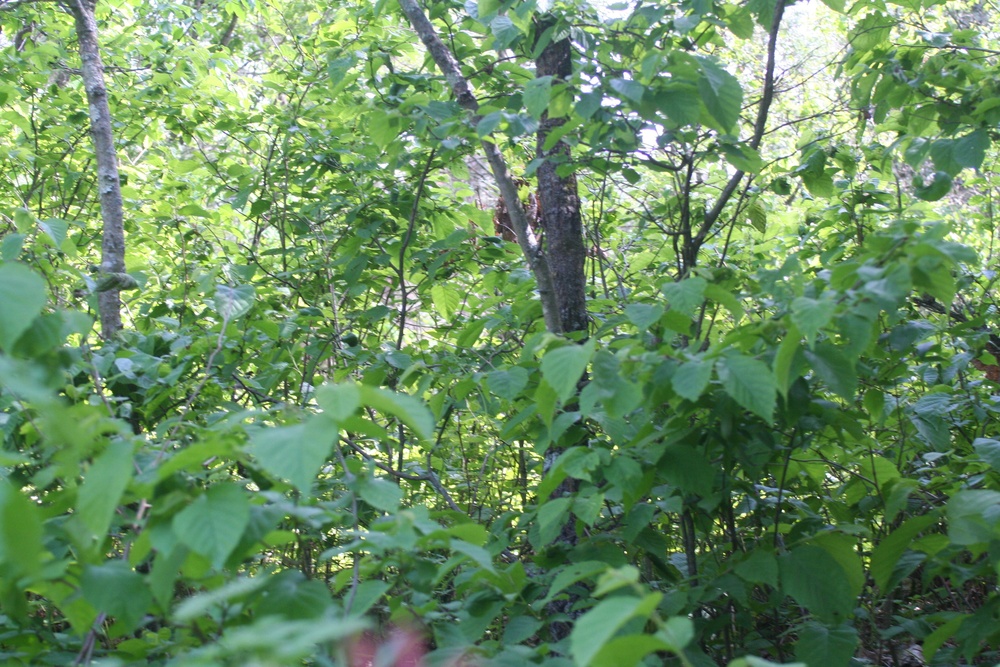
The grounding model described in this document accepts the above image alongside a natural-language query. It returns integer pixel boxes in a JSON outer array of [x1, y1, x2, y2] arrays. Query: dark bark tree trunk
[[65, 0, 126, 340], [535, 18, 588, 642], [536, 20, 588, 336]]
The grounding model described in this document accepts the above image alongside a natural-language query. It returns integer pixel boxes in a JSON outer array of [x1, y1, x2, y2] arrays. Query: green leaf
[[491, 15, 521, 49], [672, 359, 712, 401], [524, 76, 553, 120], [256, 570, 330, 620], [38, 218, 68, 247], [953, 129, 989, 170], [487, 367, 530, 401], [430, 283, 460, 319], [570, 595, 659, 667], [721, 143, 762, 173], [315, 383, 361, 421], [357, 476, 403, 511], [591, 635, 670, 667], [76, 440, 133, 549], [173, 484, 250, 568], [358, 385, 434, 442], [81, 561, 152, 631], [539, 561, 608, 608], [211, 284, 255, 320], [248, 418, 336, 494], [697, 57, 743, 133], [540, 339, 596, 403], [624, 303, 664, 331], [973, 437, 1000, 470], [661, 276, 707, 317], [717, 352, 775, 421], [746, 200, 767, 233], [0, 481, 44, 579], [477, 0, 500, 18], [870, 514, 937, 591], [916, 170, 954, 202], [536, 496, 571, 548], [779, 545, 857, 622], [794, 621, 857, 667], [656, 616, 695, 652], [803, 343, 857, 401], [947, 489, 1000, 545], [0, 263, 47, 351], [733, 549, 778, 588], [790, 296, 834, 346], [728, 658, 806, 667], [610, 78, 645, 104]]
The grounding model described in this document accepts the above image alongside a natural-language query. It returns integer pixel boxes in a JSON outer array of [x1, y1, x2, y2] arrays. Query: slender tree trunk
[[535, 21, 587, 335], [535, 19, 588, 641], [66, 0, 126, 339]]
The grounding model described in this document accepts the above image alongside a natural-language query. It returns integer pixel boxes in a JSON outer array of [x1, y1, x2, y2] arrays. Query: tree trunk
[[535, 18, 588, 641], [66, 0, 126, 340]]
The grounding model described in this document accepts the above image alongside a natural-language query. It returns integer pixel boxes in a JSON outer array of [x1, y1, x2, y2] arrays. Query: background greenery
[[1, 0, 999, 665]]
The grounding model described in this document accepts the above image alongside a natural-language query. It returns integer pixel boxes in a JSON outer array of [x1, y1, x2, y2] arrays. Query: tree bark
[[65, 0, 126, 340], [535, 20, 588, 336]]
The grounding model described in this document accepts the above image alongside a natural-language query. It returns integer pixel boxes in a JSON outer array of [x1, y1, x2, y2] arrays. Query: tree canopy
[[1, 0, 1000, 665]]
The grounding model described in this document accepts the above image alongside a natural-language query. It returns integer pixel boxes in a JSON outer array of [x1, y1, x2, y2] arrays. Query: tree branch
[[696, 0, 788, 245], [397, 0, 562, 332]]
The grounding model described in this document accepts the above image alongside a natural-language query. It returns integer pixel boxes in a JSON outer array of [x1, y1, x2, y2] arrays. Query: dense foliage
[[1, 0, 1000, 665]]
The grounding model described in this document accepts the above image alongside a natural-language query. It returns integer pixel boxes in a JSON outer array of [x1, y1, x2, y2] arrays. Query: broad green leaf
[[76, 440, 133, 548], [358, 385, 434, 442], [947, 489, 1000, 545], [81, 561, 151, 631], [870, 514, 937, 591], [477, 0, 500, 18], [672, 359, 712, 401], [248, 418, 337, 494], [173, 575, 271, 622], [178, 203, 212, 218], [953, 129, 989, 169], [779, 545, 856, 622], [697, 57, 742, 133], [491, 15, 521, 49], [794, 621, 857, 667], [0, 263, 47, 351], [535, 496, 571, 548], [540, 339, 596, 403], [539, 561, 608, 608], [357, 476, 403, 511], [0, 481, 44, 578], [803, 343, 857, 401], [593, 565, 639, 597], [346, 580, 391, 617], [661, 276, 707, 317], [430, 283, 460, 319], [570, 594, 660, 667], [913, 170, 952, 201], [524, 76, 553, 120], [624, 303, 663, 331], [746, 200, 767, 233], [211, 284, 255, 320], [733, 549, 778, 588], [487, 367, 530, 400], [610, 78, 645, 104], [790, 296, 834, 346], [315, 383, 361, 421], [591, 635, 670, 667], [38, 218, 68, 247], [656, 616, 694, 652], [717, 352, 775, 420], [172, 483, 250, 568], [256, 570, 331, 620], [721, 143, 762, 173], [973, 437, 1000, 470]]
